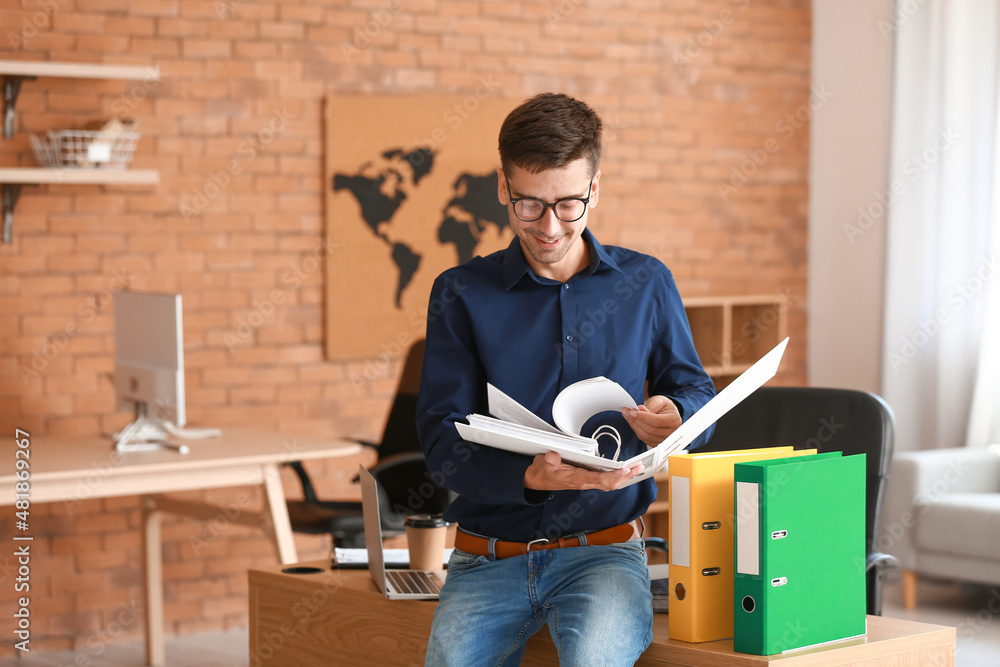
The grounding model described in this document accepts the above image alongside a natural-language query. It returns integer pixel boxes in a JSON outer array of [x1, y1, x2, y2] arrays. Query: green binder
[[733, 452, 867, 655]]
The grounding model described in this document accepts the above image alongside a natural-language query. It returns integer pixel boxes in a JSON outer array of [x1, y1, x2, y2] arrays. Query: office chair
[[284, 338, 455, 548], [694, 386, 898, 616]]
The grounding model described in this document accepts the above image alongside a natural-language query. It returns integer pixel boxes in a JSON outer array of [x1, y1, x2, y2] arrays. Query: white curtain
[[966, 73, 1000, 449], [882, 1, 1000, 452]]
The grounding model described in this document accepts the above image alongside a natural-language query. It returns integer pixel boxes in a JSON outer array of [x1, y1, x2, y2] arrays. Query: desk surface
[[249, 560, 956, 667], [0, 428, 362, 504]]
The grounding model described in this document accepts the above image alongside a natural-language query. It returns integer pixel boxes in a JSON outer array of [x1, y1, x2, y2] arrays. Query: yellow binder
[[667, 447, 817, 643]]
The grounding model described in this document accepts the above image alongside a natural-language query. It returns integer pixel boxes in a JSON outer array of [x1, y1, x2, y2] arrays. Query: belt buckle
[[526, 537, 556, 552]]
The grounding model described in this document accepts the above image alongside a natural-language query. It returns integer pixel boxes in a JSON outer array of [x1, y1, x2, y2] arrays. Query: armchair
[[695, 386, 898, 615], [881, 447, 1000, 609]]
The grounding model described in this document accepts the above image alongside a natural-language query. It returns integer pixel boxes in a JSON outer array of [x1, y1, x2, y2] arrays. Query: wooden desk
[[0, 429, 361, 666], [249, 561, 956, 666]]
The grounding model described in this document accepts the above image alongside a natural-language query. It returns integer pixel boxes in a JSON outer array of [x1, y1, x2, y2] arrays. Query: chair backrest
[[376, 338, 425, 461], [371, 338, 457, 516], [375, 453, 456, 524], [696, 386, 895, 557]]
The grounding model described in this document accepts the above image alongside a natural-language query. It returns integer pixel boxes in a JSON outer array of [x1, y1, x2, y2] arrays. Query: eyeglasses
[[506, 177, 594, 223]]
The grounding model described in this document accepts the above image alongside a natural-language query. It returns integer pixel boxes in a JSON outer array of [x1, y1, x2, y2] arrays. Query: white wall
[[808, 0, 895, 392]]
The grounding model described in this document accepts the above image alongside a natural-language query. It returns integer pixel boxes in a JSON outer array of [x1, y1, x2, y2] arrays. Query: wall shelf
[[0, 167, 159, 185], [1, 169, 159, 244], [1, 60, 160, 139], [0, 61, 159, 80], [0, 61, 160, 244]]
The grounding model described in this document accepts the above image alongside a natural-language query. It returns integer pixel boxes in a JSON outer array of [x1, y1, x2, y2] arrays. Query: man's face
[[497, 159, 600, 281]]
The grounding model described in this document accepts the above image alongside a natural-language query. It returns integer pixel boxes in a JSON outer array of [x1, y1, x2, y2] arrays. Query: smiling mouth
[[533, 236, 562, 249]]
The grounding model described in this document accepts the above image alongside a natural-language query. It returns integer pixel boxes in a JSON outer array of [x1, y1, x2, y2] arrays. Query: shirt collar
[[501, 228, 624, 290]]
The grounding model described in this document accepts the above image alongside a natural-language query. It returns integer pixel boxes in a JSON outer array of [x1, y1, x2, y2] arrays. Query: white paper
[[460, 337, 789, 486], [551, 376, 637, 435], [86, 141, 112, 163], [487, 384, 561, 433], [334, 547, 453, 567], [649, 337, 789, 458], [602, 337, 790, 488], [456, 420, 611, 466]]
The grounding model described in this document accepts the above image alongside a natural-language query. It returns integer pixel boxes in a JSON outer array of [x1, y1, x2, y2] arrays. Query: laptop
[[360, 464, 446, 600]]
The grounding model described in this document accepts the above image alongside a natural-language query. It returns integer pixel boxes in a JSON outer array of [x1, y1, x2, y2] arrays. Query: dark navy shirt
[[416, 230, 716, 543]]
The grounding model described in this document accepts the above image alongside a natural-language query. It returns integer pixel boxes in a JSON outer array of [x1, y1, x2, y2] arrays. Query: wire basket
[[30, 128, 140, 170]]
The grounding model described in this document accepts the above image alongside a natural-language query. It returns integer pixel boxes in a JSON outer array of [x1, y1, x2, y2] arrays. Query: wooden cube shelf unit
[[684, 295, 788, 389]]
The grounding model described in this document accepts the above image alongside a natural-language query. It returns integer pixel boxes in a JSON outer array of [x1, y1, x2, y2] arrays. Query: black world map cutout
[[332, 147, 509, 308], [324, 95, 516, 362]]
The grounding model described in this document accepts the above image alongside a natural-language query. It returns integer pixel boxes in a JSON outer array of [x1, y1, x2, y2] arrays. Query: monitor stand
[[113, 402, 223, 454]]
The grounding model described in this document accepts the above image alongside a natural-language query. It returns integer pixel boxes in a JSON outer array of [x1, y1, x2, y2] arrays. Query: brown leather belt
[[455, 521, 638, 560]]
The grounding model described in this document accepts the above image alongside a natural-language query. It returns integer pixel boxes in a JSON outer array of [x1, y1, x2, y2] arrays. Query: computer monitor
[[113, 291, 187, 452]]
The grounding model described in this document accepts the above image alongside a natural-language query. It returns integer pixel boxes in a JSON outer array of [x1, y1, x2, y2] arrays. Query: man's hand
[[524, 451, 644, 492], [623, 395, 682, 447]]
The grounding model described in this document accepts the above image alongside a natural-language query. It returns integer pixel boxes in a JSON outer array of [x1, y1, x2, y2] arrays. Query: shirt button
[[563, 284, 570, 290], [566, 335, 573, 341]]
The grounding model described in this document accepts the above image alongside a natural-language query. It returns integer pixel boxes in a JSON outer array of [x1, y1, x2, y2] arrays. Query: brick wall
[[0, 0, 811, 655]]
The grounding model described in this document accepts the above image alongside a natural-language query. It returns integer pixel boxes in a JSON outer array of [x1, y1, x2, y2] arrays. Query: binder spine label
[[736, 481, 759, 576], [671, 475, 691, 567]]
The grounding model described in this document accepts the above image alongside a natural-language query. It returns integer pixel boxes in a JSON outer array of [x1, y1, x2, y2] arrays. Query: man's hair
[[498, 93, 603, 177]]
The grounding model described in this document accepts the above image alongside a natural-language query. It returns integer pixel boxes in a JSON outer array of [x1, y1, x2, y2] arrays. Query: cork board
[[324, 94, 517, 362]]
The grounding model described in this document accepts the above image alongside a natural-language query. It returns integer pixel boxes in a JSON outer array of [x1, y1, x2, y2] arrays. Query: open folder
[[456, 337, 789, 489]]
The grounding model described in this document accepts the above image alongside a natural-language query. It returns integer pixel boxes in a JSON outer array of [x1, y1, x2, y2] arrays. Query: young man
[[416, 93, 716, 666]]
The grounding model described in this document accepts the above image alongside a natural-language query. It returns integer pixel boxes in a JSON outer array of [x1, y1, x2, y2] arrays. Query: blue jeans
[[425, 538, 653, 666]]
